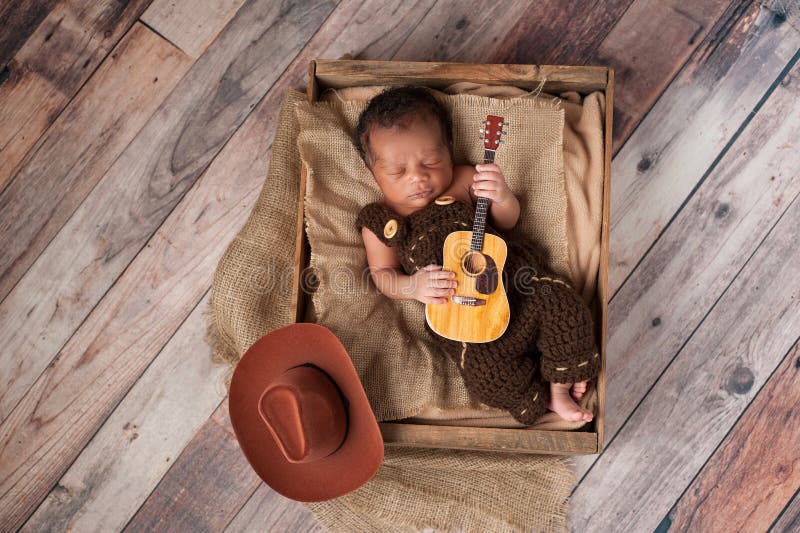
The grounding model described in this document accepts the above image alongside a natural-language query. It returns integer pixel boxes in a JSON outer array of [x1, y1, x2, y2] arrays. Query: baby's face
[[367, 115, 453, 214]]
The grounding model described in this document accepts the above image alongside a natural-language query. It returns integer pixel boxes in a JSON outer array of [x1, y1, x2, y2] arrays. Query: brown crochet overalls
[[356, 196, 601, 425]]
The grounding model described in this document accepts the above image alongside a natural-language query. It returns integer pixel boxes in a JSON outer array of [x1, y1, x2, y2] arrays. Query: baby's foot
[[547, 381, 593, 422]]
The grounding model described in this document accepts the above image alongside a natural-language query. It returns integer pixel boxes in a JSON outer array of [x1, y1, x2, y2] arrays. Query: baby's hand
[[411, 264, 457, 304], [473, 163, 513, 206]]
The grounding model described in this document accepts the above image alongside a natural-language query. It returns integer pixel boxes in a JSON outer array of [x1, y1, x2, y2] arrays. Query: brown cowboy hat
[[228, 322, 384, 502]]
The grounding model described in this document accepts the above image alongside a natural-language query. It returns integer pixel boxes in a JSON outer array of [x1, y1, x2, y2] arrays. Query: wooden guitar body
[[425, 230, 510, 342]]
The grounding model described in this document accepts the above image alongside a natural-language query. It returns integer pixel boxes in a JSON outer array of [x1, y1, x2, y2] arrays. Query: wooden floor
[[1, 0, 799, 531]]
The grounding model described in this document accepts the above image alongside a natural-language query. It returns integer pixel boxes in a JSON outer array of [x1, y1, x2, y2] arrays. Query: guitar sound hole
[[462, 252, 486, 276]]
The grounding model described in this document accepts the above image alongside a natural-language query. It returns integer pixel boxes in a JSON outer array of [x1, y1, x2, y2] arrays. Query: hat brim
[[228, 323, 384, 502]]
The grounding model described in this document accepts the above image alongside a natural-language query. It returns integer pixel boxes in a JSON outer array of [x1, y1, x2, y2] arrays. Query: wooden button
[[435, 195, 455, 205], [383, 219, 398, 239]]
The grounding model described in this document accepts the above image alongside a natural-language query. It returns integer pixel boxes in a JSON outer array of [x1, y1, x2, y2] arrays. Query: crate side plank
[[314, 59, 607, 93], [380, 422, 597, 455], [597, 67, 614, 454]]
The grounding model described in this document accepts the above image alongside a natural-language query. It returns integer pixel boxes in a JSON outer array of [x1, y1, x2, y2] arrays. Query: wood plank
[[596, 0, 747, 145], [663, 340, 800, 531], [490, 0, 635, 66], [570, 38, 800, 479], [124, 403, 261, 532], [126, 405, 320, 532], [608, 2, 800, 293], [0, 0, 152, 192], [315, 59, 608, 93], [0, 0, 331, 428], [0, 0, 60, 66], [18, 85, 301, 533], [772, 489, 800, 532], [379, 422, 597, 455], [485, 0, 740, 152], [20, 292, 226, 532], [388, 0, 635, 78], [0, 21, 191, 350], [224, 482, 323, 533], [0, 1, 336, 529], [566, 183, 800, 529], [140, 0, 247, 58]]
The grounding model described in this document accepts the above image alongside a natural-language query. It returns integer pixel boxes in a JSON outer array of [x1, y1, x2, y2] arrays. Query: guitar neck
[[470, 148, 496, 251]]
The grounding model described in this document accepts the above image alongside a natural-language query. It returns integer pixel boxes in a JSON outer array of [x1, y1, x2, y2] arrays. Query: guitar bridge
[[450, 295, 486, 306]]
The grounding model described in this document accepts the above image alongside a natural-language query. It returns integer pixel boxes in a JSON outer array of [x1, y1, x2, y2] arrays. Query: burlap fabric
[[206, 85, 599, 532]]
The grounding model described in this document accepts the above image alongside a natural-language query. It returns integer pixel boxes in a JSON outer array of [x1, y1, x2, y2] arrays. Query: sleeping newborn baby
[[354, 85, 600, 424]]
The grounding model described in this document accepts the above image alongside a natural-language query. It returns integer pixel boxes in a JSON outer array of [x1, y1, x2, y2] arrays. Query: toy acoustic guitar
[[425, 115, 510, 343]]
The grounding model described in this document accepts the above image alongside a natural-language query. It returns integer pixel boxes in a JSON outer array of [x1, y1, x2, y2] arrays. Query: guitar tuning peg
[[499, 139, 505, 143], [479, 128, 485, 133], [500, 120, 510, 126]]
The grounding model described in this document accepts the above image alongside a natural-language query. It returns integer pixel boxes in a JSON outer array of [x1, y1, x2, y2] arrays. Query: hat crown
[[258, 365, 348, 464]]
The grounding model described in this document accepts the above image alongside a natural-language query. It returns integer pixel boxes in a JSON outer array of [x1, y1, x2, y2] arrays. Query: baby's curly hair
[[353, 85, 454, 169]]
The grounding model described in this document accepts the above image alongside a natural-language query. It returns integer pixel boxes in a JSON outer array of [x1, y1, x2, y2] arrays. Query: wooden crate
[[291, 59, 613, 455]]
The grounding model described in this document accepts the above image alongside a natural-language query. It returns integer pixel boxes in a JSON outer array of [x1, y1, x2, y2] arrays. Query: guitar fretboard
[[470, 149, 496, 251]]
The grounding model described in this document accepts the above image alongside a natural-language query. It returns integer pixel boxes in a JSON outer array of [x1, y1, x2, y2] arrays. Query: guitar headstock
[[480, 115, 507, 151]]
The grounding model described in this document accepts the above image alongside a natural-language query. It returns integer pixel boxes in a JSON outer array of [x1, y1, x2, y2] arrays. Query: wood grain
[[123, 403, 261, 532], [0, 21, 191, 307], [0, 0, 60, 67], [387, 0, 533, 64], [140, 0, 247, 58], [0, 0, 151, 192], [21, 292, 226, 532], [490, 0, 635, 66], [0, 0, 332, 432], [570, 43, 800, 480], [664, 340, 800, 531], [596, 0, 745, 145], [568, 175, 800, 529], [772, 490, 800, 532], [224, 481, 324, 532], [0, 1, 336, 529], [380, 422, 597, 455], [315, 59, 608, 93], [608, 1, 800, 293]]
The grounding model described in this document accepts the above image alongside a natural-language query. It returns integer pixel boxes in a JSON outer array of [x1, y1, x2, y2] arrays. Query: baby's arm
[[361, 227, 456, 303], [361, 226, 413, 300]]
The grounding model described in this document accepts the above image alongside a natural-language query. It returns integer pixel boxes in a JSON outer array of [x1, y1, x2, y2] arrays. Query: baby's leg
[[547, 380, 593, 422], [437, 337, 550, 425]]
